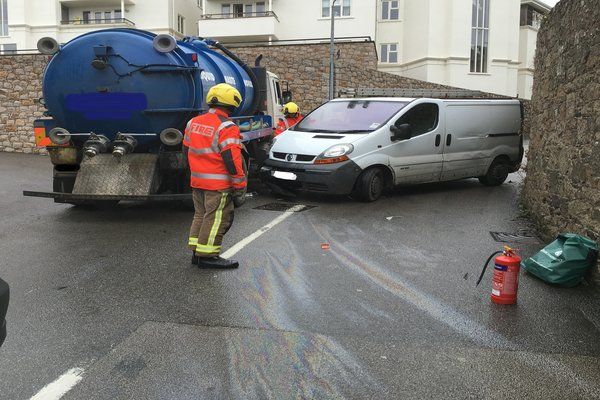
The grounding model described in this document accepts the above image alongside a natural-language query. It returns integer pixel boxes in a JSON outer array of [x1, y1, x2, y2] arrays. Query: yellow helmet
[[283, 102, 299, 115], [206, 83, 243, 108]]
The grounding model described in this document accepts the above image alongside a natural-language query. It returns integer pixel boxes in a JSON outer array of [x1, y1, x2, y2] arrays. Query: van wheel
[[479, 160, 510, 186], [353, 168, 384, 202]]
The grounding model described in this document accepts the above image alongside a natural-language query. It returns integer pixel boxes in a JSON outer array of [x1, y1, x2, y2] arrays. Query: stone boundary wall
[[521, 0, 600, 283], [0, 55, 47, 154], [0, 41, 508, 154]]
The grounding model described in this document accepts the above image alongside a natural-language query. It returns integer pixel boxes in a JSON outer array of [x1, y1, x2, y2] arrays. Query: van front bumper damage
[[260, 159, 362, 195]]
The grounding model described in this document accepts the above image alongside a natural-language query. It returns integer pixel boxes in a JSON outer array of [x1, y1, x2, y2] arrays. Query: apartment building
[[0, 0, 203, 52], [197, 0, 551, 99]]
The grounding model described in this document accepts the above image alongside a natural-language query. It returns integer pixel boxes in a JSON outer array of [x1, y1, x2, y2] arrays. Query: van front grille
[[272, 153, 316, 163]]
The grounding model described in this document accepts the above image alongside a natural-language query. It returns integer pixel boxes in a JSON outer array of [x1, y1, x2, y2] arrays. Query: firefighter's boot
[[197, 257, 239, 269]]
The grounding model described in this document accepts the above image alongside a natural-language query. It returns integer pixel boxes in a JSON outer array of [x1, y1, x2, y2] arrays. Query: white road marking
[[221, 205, 305, 258], [30, 368, 84, 400]]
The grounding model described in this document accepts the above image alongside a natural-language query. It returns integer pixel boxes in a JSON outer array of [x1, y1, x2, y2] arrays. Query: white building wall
[[0, 0, 202, 51], [518, 26, 538, 99], [200, 0, 375, 42]]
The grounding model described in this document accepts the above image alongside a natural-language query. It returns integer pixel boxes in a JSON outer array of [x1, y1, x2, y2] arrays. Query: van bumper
[[260, 159, 362, 195]]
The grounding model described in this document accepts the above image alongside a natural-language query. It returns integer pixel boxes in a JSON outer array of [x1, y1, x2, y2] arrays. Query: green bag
[[521, 233, 598, 287]]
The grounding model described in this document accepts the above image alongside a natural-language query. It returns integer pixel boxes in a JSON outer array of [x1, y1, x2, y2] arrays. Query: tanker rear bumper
[[23, 191, 190, 202]]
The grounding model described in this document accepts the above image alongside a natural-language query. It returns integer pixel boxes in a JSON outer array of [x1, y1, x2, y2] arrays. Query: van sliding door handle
[[446, 134, 452, 146], [435, 134, 441, 147]]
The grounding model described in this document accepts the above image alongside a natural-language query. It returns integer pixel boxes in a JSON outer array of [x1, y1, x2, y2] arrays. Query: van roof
[[332, 97, 521, 104]]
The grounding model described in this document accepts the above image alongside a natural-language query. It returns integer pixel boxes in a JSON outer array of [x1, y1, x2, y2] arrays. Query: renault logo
[[286, 154, 295, 162]]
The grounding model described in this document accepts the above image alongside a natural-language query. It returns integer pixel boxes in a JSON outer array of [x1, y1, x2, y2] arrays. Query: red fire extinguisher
[[476, 246, 521, 305]]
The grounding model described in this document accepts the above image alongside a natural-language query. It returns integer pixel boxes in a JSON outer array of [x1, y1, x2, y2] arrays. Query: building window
[[0, 0, 8, 36], [382, 0, 399, 20], [322, 0, 350, 18], [1, 43, 16, 54], [233, 4, 243, 17], [520, 5, 544, 29], [470, 0, 489, 73], [256, 2, 266, 16], [244, 4, 253, 16], [177, 14, 185, 33], [114, 9, 122, 21], [380, 43, 398, 63]]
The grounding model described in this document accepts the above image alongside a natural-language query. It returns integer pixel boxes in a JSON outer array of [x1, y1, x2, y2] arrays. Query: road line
[[30, 368, 84, 400], [221, 205, 305, 258]]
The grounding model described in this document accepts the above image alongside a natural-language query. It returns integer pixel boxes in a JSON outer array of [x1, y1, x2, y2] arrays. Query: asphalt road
[[1, 152, 599, 399]]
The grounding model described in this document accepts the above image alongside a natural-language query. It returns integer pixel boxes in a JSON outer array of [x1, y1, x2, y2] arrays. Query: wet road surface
[[1, 152, 599, 399]]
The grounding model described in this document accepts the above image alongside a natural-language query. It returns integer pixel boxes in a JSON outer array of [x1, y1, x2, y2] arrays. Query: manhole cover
[[253, 202, 316, 212], [490, 231, 539, 244]]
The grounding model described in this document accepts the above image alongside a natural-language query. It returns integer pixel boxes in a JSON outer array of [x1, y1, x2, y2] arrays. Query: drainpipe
[[202, 0, 206, 16], [269, 0, 272, 12], [329, 0, 338, 100], [120, 0, 124, 22]]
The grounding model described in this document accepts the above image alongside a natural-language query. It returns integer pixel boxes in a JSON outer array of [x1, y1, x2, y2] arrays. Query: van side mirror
[[282, 90, 292, 104], [390, 123, 412, 141]]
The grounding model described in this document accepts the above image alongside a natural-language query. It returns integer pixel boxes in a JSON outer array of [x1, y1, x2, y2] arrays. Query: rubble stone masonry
[[0, 41, 500, 155], [0, 55, 47, 154], [521, 0, 600, 282]]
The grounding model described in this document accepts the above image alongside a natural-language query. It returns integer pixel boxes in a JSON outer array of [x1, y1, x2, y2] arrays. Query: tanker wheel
[[352, 168, 384, 202], [68, 200, 120, 208]]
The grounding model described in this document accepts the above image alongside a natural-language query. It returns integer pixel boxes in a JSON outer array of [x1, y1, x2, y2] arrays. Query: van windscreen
[[294, 100, 408, 133]]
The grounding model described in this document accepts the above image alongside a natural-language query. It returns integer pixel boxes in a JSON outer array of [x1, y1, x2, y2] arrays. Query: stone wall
[[521, 0, 600, 282], [0, 55, 47, 154], [0, 41, 500, 154], [230, 41, 474, 113]]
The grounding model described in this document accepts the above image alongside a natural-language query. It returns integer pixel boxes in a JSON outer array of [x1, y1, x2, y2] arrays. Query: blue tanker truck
[[23, 28, 290, 206]]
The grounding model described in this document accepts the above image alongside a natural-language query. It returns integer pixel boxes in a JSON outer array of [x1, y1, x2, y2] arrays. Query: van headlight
[[315, 144, 354, 164]]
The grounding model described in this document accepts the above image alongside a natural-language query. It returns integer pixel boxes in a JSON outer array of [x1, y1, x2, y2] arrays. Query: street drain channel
[[253, 202, 316, 212], [490, 231, 540, 244]]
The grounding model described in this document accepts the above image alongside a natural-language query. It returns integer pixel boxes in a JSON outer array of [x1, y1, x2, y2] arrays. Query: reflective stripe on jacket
[[274, 114, 304, 136], [184, 108, 247, 191]]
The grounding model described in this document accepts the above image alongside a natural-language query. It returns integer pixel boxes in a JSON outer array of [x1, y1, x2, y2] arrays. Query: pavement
[[0, 152, 599, 399]]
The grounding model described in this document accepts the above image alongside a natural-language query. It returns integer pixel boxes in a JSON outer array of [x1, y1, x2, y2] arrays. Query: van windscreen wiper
[[336, 129, 372, 134]]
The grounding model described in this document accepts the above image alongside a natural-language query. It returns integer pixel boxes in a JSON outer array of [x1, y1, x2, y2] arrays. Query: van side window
[[395, 103, 439, 136]]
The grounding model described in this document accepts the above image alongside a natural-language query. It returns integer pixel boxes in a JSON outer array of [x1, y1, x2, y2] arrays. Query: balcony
[[199, 11, 280, 43], [60, 18, 135, 27]]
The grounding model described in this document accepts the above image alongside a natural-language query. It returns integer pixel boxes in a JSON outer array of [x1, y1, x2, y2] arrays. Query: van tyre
[[479, 160, 510, 186], [353, 168, 384, 202]]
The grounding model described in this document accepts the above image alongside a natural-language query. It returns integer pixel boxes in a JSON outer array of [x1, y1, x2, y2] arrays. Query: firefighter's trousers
[[188, 189, 234, 258]]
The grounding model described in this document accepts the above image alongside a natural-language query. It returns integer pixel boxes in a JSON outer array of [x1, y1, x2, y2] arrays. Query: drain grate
[[253, 202, 316, 212], [490, 231, 539, 244]]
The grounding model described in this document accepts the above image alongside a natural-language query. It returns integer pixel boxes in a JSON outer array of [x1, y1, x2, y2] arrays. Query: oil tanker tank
[[25, 28, 286, 205]]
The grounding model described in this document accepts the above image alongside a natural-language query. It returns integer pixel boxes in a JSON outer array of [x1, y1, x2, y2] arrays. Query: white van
[[260, 97, 524, 201]]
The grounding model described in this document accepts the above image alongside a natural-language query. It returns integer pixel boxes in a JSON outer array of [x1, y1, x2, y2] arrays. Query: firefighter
[[183, 83, 247, 269], [274, 102, 303, 136]]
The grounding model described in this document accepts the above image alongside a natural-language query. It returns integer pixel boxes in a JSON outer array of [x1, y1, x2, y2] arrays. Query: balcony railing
[[201, 11, 279, 21], [60, 18, 135, 26]]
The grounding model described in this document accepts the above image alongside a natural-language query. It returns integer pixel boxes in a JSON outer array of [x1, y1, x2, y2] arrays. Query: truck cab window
[[274, 81, 284, 106], [395, 103, 439, 136]]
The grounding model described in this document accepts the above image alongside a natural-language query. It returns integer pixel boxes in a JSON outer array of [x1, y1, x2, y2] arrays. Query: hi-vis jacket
[[184, 108, 247, 191], [274, 114, 304, 136]]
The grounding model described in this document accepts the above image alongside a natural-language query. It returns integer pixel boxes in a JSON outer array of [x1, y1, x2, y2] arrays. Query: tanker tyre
[[352, 168, 384, 202], [479, 160, 510, 186]]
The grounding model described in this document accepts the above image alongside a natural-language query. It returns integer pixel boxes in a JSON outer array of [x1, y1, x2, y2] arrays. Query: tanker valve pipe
[[112, 134, 137, 158], [83, 134, 111, 158]]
